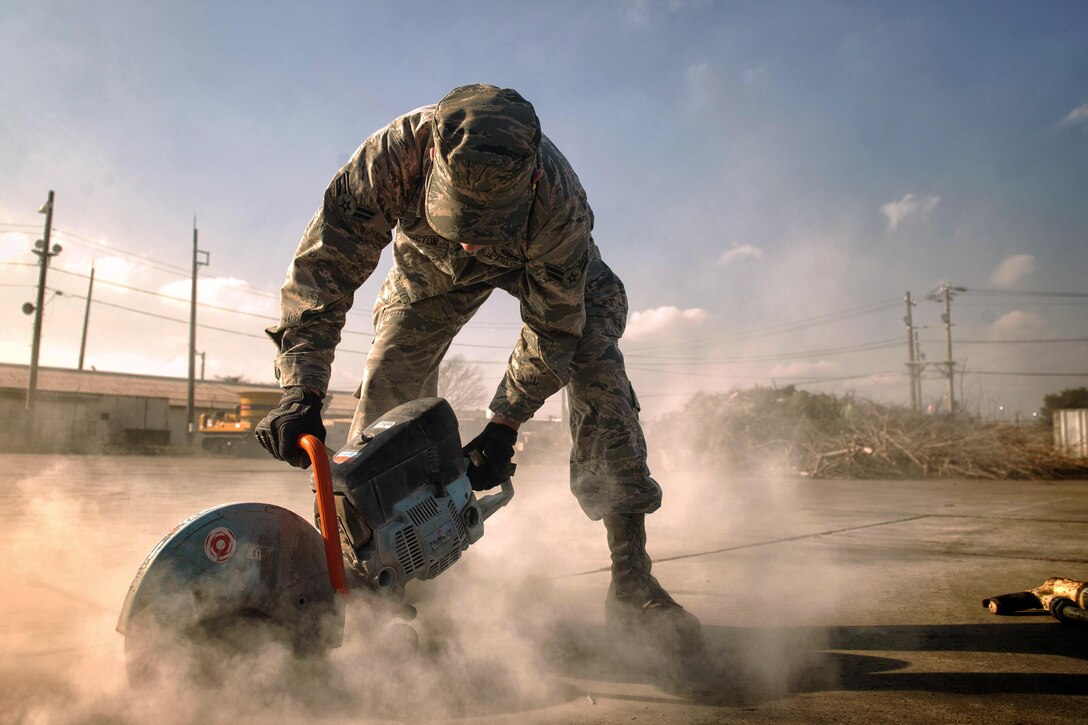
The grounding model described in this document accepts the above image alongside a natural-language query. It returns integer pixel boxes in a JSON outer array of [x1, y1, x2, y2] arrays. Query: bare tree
[[438, 355, 488, 413]]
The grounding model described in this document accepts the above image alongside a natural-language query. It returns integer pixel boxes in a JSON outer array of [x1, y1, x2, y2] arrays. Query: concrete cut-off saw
[[116, 397, 514, 681]]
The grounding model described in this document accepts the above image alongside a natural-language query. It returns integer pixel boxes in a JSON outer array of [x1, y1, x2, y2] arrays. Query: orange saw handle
[[298, 434, 349, 596]]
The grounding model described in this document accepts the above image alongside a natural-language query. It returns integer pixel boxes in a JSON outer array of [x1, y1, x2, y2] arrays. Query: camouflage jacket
[[267, 106, 597, 422]]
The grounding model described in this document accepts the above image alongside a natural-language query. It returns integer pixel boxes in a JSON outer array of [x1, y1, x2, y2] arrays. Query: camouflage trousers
[[349, 259, 663, 521]]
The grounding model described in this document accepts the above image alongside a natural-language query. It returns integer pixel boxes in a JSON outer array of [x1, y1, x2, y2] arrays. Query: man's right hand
[[254, 386, 326, 468]]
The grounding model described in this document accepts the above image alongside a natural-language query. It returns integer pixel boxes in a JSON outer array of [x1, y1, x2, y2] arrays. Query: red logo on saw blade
[[204, 527, 237, 563]]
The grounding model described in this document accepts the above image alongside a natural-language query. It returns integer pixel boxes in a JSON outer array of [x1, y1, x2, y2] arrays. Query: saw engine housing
[[320, 397, 512, 595], [117, 397, 512, 682]]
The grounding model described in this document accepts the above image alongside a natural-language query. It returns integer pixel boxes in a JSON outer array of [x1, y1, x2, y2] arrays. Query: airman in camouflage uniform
[[259, 85, 703, 650]]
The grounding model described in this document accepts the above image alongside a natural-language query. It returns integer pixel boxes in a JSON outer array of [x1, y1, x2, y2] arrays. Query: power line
[[955, 300, 1088, 308], [963, 287, 1088, 299], [632, 372, 904, 399], [627, 337, 902, 365], [967, 371, 1088, 378], [25, 224, 1083, 374], [3, 226, 374, 324], [792, 371, 904, 386], [2, 224, 194, 277], [35, 264, 380, 338], [2, 239, 400, 326], [626, 364, 903, 384], [45, 267, 527, 348], [51, 289, 516, 360], [3, 227, 307, 305], [46, 265, 284, 322], [625, 298, 902, 354], [922, 337, 1088, 345], [61, 292, 269, 340], [627, 364, 732, 379]]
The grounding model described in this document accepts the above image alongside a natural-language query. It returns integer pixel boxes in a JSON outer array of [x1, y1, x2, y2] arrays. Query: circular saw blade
[[118, 502, 343, 681]]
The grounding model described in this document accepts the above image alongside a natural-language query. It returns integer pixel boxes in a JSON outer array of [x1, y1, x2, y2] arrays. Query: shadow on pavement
[[721, 619, 1088, 660], [542, 620, 1088, 706]]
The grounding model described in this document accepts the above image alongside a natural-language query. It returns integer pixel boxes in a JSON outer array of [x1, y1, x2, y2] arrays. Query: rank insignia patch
[[332, 172, 376, 222], [545, 250, 588, 289]]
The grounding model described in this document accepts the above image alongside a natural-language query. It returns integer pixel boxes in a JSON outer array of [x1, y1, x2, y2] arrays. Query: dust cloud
[[1, 435, 850, 723]]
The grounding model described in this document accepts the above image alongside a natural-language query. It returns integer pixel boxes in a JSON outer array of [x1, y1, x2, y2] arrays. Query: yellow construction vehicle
[[199, 390, 282, 456]]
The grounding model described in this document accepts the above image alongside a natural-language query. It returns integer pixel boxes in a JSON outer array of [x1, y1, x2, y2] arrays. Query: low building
[[0, 363, 355, 454], [0, 362, 568, 458]]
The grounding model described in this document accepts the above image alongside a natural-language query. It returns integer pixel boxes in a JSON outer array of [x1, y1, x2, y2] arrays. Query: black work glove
[[254, 386, 326, 468], [462, 422, 517, 491]]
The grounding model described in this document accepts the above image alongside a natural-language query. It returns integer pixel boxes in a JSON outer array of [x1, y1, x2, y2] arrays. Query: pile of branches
[[657, 387, 1088, 479]]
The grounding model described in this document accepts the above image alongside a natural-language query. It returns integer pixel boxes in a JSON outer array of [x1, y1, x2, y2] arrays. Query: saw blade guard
[[117, 501, 344, 680]]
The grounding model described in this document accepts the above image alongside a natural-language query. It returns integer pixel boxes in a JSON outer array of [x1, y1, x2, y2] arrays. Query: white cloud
[[92, 255, 138, 289], [46, 234, 143, 288], [626, 0, 650, 23], [1, 232, 31, 261], [986, 310, 1047, 340], [717, 243, 764, 266], [159, 276, 276, 317], [1061, 101, 1088, 127], [740, 66, 767, 86], [685, 62, 713, 107], [989, 254, 1036, 289], [625, 306, 708, 340], [627, 0, 686, 23], [768, 360, 838, 378], [687, 61, 710, 79], [867, 371, 907, 387], [881, 193, 941, 232]]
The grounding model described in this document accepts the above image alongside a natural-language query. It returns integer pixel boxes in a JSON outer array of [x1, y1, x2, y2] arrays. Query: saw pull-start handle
[[299, 434, 349, 596]]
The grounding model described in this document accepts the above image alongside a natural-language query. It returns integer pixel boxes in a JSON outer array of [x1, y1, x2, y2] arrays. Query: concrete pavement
[[1, 454, 1085, 723]]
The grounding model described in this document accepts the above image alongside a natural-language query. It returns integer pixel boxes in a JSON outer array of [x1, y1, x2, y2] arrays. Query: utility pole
[[187, 218, 210, 444], [199, 351, 206, 381], [903, 291, 918, 411], [913, 328, 924, 410], [928, 283, 964, 416], [78, 265, 95, 370], [942, 285, 954, 415], [24, 190, 63, 431]]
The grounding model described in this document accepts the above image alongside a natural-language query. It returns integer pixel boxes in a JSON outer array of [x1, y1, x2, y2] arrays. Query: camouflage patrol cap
[[425, 84, 541, 246]]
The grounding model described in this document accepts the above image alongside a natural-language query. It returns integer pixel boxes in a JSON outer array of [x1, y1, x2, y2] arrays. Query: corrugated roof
[[0, 363, 357, 417]]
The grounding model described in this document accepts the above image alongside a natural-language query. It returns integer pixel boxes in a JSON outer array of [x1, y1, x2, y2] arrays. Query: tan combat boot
[[603, 513, 705, 654]]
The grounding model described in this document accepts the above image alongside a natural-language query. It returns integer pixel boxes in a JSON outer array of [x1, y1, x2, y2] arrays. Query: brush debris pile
[[654, 387, 1088, 479]]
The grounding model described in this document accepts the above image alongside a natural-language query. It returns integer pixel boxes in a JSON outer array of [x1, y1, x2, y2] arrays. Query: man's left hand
[[463, 421, 518, 491]]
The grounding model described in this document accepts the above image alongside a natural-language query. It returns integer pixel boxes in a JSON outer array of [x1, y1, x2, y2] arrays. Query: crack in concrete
[[816, 539, 1088, 565], [561, 514, 932, 578], [800, 507, 1088, 526]]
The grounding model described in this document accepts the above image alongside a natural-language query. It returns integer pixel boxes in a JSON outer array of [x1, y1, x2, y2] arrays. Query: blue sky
[[2, 1, 1086, 419]]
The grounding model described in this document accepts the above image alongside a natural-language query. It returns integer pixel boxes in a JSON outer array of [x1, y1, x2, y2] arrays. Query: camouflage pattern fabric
[[426, 84, 541, 246], [348, 259, 662, 520], [349, 279, 492, 431], [267, 98, 591, 421], [566, 265, 662, 519], [267, 85, 661, 518]]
